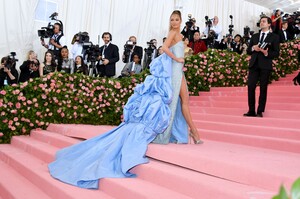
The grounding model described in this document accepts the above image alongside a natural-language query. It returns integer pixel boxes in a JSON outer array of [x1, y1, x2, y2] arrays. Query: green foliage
[[0, 40, 299, 143], [273, 177, 300, 199]]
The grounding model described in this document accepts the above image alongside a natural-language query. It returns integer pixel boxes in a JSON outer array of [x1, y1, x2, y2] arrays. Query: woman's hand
[[175, 57, 184, 63]]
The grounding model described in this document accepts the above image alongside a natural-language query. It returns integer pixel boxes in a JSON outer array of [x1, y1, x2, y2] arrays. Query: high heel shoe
[[189, 129, 204, 144]]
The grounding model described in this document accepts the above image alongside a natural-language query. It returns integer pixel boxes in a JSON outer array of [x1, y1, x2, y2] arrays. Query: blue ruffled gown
[[48, 41, 188, 189]]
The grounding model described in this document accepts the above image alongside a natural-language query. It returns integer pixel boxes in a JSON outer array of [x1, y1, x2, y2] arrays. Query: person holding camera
[[244, 16, 280, 118], [181, 17, 200, 42], [203, 16, 223, 43], [278, 21, 293, 43], [41, 23, 66, 59], [96, 32, 119, 77], [143, 39, 158, 69], [0, 56, 18, 88], [122, 36, 143, 64]]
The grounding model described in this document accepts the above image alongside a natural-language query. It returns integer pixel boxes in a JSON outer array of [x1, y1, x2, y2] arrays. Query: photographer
[[122, 36, 143, 64], [181, 16, 200, 42], [0, 56, 18, 88], [41, 22, 66, 59], [143, 39, 157, 69], [71, 32, 89, 60], [96, 32, 119, 77], [203, 16, 222, 43]]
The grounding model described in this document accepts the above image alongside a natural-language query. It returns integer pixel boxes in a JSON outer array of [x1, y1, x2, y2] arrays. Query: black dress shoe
[[243, 112, 256, 117], [256, 112, 263, 117]]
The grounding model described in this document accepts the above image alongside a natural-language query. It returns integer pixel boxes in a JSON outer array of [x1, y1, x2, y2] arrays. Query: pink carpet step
[[41, 125, 300, 192], [192, 95, 300, 103], [0, 161, 52, 199], [191, 112, 300, 129], [198, 128, 300, 153], [191, 100, 300, 111], [0, 142, 191, 199], [194, 120, 300, 140], [190, 106, 300, 119], [30, 130, 275, 199], [0, 145, 113, 199], [147, 141, 300, 191]]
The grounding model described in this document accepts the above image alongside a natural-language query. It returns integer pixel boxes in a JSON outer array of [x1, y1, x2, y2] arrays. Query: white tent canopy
[[1, 0, 275, 75]]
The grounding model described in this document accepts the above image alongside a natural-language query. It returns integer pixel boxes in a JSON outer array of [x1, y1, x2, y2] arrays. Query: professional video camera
[[185, 14, 196, 28], [228, 15, 234, 35], [82, 41, 101, 76], [123, 40, 135, 63], [83, 42, 101, 63], [143, 40, 157, 69], [76, 32, 90, 43], [37, 12, 63, 39], [5, 52, 18, 69]]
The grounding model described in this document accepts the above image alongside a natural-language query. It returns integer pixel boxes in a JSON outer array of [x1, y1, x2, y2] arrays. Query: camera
[[38, 25, 54, 39], [75, 32, 90, 44], [37, 12, 63, 39], [123, 40, 135, 62], [143, 40, 157, 69], [185, 14, 196, 28], [83, 42, 101, 63], [5, 52, 18, 69], [205, 16, 213, 27]]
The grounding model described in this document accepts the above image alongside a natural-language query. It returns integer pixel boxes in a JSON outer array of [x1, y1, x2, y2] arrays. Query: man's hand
[[102, 59, 109, 65], [260, 48, 268, 56], [3, 67, 10, 73], [252, 44, 261, 52]]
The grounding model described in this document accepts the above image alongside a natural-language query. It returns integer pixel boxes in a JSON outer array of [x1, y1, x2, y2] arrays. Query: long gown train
[[48, 41, 188, 189]]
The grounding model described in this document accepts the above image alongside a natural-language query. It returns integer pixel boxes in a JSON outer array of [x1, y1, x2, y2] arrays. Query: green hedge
[[0, 40, 299, 143]]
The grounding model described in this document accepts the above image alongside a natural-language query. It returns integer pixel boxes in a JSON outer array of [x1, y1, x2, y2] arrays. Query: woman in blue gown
[[48, 10, 202, 189]]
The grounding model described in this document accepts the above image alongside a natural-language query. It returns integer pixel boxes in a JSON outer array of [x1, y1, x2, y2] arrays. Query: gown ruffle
[[48, 53, 174, 189]]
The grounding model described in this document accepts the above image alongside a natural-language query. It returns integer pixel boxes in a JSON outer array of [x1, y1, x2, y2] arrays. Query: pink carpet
[[0, 72, 299, 199]]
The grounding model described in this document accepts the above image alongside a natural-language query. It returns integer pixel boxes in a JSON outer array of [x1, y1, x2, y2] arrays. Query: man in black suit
[[278, 21, 293, 43], [244, 16, 280, 118], [97, 32, 119, 77], [122, 36, 143, 64]]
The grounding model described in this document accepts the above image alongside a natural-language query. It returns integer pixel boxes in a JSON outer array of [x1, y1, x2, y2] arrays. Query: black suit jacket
[[98, 43, 119, 76], [278, 29, 293, 43], [247, 31, 280, 70]]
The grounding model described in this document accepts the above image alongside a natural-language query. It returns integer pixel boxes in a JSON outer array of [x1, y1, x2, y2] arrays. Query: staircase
[[0, 72, 300, 199]]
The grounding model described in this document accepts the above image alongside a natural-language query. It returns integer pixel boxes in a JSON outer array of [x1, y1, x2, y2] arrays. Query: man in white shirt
[[203, 16, 223, 43]]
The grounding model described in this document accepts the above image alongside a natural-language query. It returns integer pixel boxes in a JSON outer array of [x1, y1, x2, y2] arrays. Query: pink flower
[[15, 102, 21, 109], [88, 108, 92, 113], [41, 94, 47, 99], [0, 90, 6, 95], [13, 117, 18, 122]]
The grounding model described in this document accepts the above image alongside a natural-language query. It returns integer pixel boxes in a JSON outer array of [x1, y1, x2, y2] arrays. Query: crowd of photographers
[[1, 10, 300, 88]]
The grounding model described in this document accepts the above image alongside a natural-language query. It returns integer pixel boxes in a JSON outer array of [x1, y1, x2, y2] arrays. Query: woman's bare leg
[[179, 76, 200, 140]]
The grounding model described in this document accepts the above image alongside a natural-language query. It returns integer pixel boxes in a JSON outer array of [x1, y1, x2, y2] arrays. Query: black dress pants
[[247, 67, 271, 113]]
